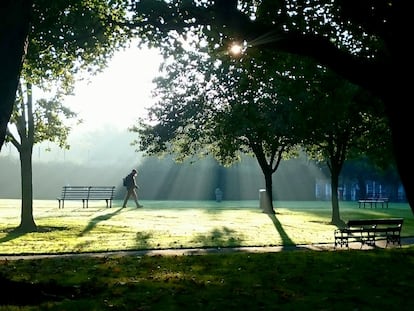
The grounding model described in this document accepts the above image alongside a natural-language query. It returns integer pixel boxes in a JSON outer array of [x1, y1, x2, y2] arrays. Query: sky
[[0, 45, 164, 164], [64, 45, 163, 133], [60, 45, 163, 165]]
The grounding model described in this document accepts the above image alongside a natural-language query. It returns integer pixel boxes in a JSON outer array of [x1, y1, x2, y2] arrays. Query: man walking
[[122, 169, 143, 208]]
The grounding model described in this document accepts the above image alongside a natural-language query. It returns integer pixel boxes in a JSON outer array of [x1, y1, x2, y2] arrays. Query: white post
[[259, 189, 271, 213]]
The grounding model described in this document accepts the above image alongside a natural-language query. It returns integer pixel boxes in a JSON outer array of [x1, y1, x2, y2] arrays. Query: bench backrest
[[366, 197, 389, 201], [87, 186, 115, 199], [61, 186, 90, 199], [61, 186, 115, 199], [347, 218, 403, 228]]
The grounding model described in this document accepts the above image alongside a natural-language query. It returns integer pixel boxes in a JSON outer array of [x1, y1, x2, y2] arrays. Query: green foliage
[[1, 248, 414, 309], [32, 97, 79, 149], [131, 34, 303, 168], [7, 0, 133, 151], [24, 0, 132, 93], [125, 0, 404, 99], [8, 82, 79, 152], [128, 16, 397, 214], [299, 66, 392, 171]]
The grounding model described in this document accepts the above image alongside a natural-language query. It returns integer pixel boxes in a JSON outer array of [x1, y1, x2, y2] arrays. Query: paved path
[[1, 237, 413, 261]]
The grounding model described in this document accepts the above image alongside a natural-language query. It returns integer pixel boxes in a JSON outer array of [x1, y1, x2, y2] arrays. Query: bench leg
[[386, 234, 401, 247], [334, 231, 349, 249], [360, 232, 376, 248], [106, 199, 112, 208]]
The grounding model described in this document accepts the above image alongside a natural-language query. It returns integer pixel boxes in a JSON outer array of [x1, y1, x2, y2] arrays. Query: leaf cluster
[[8, 82, 80, 150], [24, 0, 132, 93], [131, 32, 306, 166]]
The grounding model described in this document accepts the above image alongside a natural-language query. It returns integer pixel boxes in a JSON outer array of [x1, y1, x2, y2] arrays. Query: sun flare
[[229, 43, 243, 55]]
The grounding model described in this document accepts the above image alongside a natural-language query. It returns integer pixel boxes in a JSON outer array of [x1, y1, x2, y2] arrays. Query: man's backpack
[[123, 174, 132, 187]]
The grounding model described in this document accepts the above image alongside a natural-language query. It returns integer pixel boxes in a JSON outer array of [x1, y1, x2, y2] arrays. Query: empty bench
[[334, 218, 403, 248], [57, 186, 116, 209], [358, 197, 389, 208]]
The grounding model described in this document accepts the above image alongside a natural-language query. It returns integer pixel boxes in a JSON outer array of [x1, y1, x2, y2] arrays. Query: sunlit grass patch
[[0, 199, 413, 255]]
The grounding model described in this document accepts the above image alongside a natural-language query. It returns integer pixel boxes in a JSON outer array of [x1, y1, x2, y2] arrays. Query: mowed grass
[[1, 199, 414, 254], [1, 248, 414, 310], [1, 199, 414, 310]]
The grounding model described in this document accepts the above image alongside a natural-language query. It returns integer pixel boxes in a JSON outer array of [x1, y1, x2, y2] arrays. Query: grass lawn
[[1, 199, 413, 254], [1, 199, 414, 310]]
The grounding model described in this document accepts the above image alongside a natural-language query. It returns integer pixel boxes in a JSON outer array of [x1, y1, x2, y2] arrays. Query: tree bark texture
[[0, 0, 32, 151], [18, 144, 37, 232]]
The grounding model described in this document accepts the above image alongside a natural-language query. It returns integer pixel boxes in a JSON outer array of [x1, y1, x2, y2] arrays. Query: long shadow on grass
[[0, 274, 81, 306], [267, 213, 297, 250], [0, 226, 67, 244], [78, 207, 124, 237]]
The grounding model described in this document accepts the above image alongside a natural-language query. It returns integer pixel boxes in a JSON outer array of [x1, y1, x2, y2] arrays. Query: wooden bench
[[57, 186, 116, 209], [358, 197, 389, 208], [334, 218, 403, 249]]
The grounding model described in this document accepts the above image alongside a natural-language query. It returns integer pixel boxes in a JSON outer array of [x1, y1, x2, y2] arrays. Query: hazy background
[[0, 44, 327, 202], [0, 138, 322, 201]]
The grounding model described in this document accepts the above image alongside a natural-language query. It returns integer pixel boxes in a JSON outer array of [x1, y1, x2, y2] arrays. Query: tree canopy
[[126, 0, 413, 211], [132, 36, 309, 212]]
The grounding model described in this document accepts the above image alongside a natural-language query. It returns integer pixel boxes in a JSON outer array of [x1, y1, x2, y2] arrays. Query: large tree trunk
[[14, 83, 37, 233], [263, 169, 275, 214], [386, 106, 412, 206], [17, 143, 37, 232], [385, 6, 413, 210], [0, 0, 32, 151], [330, 167, 341, 224], [254, 149, 276, 214]]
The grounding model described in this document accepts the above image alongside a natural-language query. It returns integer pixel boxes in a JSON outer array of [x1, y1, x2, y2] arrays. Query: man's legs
[[131, 189, 143, 208], [122, 189, 132, 208], [123, 188, 142, 208]]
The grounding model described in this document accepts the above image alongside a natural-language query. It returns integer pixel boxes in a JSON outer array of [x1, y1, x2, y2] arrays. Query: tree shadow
[[191, 227, 243, 248], [0, 274, 92, 306], [266, 213, 298, 250], [135, 231, 153, 249], [78, 207, 124, 237], [0, 226, 67, 244], [331, 218, 346, 228]]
